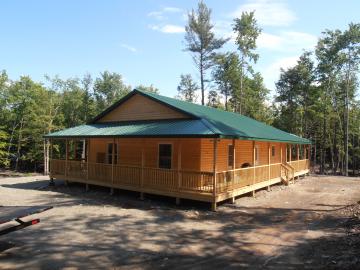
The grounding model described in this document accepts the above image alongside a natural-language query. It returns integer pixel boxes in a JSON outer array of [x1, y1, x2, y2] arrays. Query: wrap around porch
[[46, 138, 310, 210]]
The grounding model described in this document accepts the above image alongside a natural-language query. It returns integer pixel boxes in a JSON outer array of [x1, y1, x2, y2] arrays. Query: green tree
[[81, 73, 97, 123], [207, 90, 224, 109], [233, 11, 261, 113], [0, 129, 9, 167], [176, 74, 198, 102], [212, 52, 240, 111], [314, 24, 360, 175], [337, 23, 360, 175], [136, 84, 159, 94], [184, 0, 227, 105], [94, 71, 131, 112], [5, 76, 54, 170], [243, 73, 271, 123], [275, 52, 317, 136]]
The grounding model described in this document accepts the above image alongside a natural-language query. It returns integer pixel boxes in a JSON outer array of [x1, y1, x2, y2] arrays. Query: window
[[228, 145, 234, 168], [271, 146, 276, 157], [75, 140, 86, 160], [159, 144, 172, 169], [107, 143, 118, 164]]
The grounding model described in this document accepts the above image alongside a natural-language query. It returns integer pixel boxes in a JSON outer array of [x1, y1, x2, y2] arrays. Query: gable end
[[95, 92, 192, 123]]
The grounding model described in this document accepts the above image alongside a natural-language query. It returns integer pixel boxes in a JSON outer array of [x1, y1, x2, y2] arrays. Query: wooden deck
[[50, 158, 309, 207]]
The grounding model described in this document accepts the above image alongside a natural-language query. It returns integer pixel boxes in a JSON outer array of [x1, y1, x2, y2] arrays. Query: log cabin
[[44, 89, 311, 210]]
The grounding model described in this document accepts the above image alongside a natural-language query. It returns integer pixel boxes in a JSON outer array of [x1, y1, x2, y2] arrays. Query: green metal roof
[[131, 90, 310, 144], [44, 119, 215, 138], [45, 89, 311, 144]]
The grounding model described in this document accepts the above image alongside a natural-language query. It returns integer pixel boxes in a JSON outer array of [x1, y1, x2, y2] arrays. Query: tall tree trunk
[[7, 121, 19, 168], [332, 122, 337, 174], [344, 50, 351, 176], [320, 110, 326, 174], [200, 54, 205, 106], [239, 56, 244, 114], [314, 136, 317, 173], [353, 133, 355, 176], [225, 94, 228, 111], [15, 118, 24, 171]]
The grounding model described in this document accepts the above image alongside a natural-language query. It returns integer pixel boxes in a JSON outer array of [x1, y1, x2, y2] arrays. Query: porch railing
[[50, 158, 309, 196], [50, 159, 215, 194]]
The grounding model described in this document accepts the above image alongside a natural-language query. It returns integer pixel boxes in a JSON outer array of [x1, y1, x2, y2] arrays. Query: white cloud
[[120, 43, 137, 53], [148, 11, 165, 20], [213, 20, 236, 40], [258, 31, 317, 52], [163, 7, 182, 13], [149, 24, 185, 34], [232, 0, 297, 27], [262, 56, 299, 90], [266, 56, 298, 73], [148, 6, 182, 20]]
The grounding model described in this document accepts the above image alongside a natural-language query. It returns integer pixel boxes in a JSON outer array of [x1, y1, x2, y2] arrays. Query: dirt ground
[[0, 175, 359, 270]]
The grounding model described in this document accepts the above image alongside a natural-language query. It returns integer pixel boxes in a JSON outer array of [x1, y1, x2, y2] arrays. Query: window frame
[[158, 143, 173, 169], [228, 144, 235, 168], [107, 142, 118, 165], [271, 145, 276, 157]]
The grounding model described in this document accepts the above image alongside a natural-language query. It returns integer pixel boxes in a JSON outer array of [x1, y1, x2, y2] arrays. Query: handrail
[[51, 158, 309, 177], [285, 162, 295, 170], [51, 159, 213, 176], [216, 162, 282, 174]]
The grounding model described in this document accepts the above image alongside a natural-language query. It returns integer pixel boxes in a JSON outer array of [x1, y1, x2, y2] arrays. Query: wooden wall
[[87, 137, 301, 172], [200, 139, 288, 172], [88, 138, 201, 171], [97, 94, 188, 122]]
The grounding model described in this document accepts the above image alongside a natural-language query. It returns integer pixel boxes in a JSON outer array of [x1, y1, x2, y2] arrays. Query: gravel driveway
[[0, 175, 359, 269]]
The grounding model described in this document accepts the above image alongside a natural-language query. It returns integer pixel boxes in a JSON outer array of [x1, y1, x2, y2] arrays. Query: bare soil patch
[[0, 175, 359, 269]]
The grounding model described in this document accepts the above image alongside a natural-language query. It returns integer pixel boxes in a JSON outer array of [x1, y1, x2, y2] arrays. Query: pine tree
[[184, 1, 227, 105], [233, 11, 261, 113], [176, 74, 198, 102]]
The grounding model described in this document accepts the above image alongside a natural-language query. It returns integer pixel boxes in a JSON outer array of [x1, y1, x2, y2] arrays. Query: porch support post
[[43, 139, 49, 175], [110, 138, 115, 195], [65, 139, 68, 185], [86, 139, 89, 181], [49, 139, 54, 185], [297, 144, 300, 175], [47, 139, 50, 175], [280, 143, 283, 164], [50, 139, 53, 162], [232, 139, 236, 169], [268, 142, 271, 191], [140, 140, 145, 200], [289, 145, 292, 163], [73, 140, 77, 160], [308, 144, 311, 172], [252, 141, 256, 197], [43, 139, 46, 175], [232, 138, 236, 203], [212, 138, 218, 211], [176, 140, 182, 205]]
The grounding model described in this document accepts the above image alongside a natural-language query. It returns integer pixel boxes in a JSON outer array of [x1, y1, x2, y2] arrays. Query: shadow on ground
[[0, 177, 359, 269]]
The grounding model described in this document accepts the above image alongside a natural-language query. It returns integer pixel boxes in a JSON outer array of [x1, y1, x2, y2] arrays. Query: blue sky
[[1, 0, 359, 99]]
